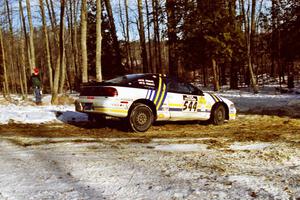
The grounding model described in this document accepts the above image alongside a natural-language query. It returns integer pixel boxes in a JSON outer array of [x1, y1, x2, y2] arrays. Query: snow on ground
[[154, 143, 208, 152], [229, 142, 272, 151], [0, 84, 299, 125], [0, 94, 88, 125], [214, 85, 300, 117], [0, 132, 299, 200]]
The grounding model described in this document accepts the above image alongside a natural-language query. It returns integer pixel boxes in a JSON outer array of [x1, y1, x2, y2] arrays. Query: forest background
[[0, 0, 299, 103]]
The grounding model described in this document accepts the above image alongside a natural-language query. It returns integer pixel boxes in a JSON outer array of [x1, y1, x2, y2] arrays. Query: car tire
[[211, 104, 225, 125], [129, 103, 154, 132]]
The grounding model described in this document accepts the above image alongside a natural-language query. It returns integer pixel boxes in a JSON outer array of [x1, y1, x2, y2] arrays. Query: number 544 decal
[[183, 95, 198, 112]]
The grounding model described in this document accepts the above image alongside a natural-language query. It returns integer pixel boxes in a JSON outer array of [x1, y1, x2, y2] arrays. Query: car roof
[[81, 73, 184, 87]]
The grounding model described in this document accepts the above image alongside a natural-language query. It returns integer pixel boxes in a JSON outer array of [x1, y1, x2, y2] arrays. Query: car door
[[139, 75, 171, 121], [166, 79, 206, 120]]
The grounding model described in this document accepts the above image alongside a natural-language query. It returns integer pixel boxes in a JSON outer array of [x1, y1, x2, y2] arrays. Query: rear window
[[104, 74, 157, 89], [104, 74, 146, 85]]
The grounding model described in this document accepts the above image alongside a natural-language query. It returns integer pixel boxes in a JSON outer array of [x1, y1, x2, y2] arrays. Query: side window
[[167, 80, 178, 93], [131, 77, 156, 89], [187, 83, 203, 95], [167, 80, 190, 94], [168, 80, 203, 95]]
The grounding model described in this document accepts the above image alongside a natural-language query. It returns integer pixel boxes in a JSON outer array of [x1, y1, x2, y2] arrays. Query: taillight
[[80, 86, 118, 97], [103, 87, 118, 97]]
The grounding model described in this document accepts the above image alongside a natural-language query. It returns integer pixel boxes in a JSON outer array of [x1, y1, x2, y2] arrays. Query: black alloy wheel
[[129, 103, 154, 132]]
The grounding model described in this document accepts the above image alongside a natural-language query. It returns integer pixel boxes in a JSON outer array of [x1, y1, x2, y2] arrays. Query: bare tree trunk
[[137, 0, 148, 73], [45, 0, 59, 75], [271, 0, 277, 77], [156, 0, 162, 72], [0, 28, 9, 95], [249, 0, 259, 93], [96, 0, 103, 82], [59, 53, 66, 93], [73, 0, 80, 84], [19, 0, 31, 83], [166, 0, 177, 78], [46, 0, 57, 27], [59, 0, 66, 93], [39, 0, 53, 91], [45, 0, 55, 29], [212, 58, 220, 91], [118, 0, 127, 69], [287, 62, 294, 89], [124, 0, 133, 71], [26, 0, 36, 72], [67, 0, 80, 89], [145, 0, 153, 73], [81, 0, 88, 83], [229, 0, 239, 89], [202, 65, 207, 87], [45, 0, 58, 38], [52, 0, 65, 103], [152, 0, 158, 72], [5, 0, 17, 94], [19, 36, 27, 98], [152, 0, 162, 73], [104, 0, 122, 71], [65, 0, 80, 88], [19, 72, 25, 98], [52, 58, 60, 104], [240, 0, 249, 85], [66, 1, 73, 90], [46, 0, 61, 80], [241, 0, 258, 93]]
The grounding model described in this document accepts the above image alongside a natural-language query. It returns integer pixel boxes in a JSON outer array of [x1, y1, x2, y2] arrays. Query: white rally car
[[75, 74, 236, 132]]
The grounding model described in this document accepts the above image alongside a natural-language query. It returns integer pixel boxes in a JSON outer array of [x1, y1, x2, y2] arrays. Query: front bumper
[[229, 106, 237, 120]]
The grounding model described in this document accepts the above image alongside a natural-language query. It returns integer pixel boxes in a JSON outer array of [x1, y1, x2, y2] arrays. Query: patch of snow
[[287, 99, 300, 106], [56, 111, 88, 123], [0, 104, 88, 124], [0, 131, 299, 199], [229, 142, 271, 151], [151, 137, 218, 143], [154, 144, 208, 152], [0, 94, 87, 124], [227, 175, 290, 199], [215, 87, 300, 117]]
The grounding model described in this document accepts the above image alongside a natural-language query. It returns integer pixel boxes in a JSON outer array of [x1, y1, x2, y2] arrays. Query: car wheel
[[211, 104, 225, 125], [129, 103, 154, 132]]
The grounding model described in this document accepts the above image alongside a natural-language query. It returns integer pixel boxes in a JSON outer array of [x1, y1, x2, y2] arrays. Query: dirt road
[[0, 115, 299, 199]]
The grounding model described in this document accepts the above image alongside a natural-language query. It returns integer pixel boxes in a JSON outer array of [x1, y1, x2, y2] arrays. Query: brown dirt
[[0, 115, 299, 148]]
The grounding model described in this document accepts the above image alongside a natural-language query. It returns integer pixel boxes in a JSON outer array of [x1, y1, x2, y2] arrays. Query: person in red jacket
[[30, 68, 42, 105]]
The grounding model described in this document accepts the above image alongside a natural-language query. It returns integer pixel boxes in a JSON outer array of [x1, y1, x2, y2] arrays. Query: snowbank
[[217, 90, 300, 117], [0, 94, 88, 125], [0, 104, 88, 124]]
